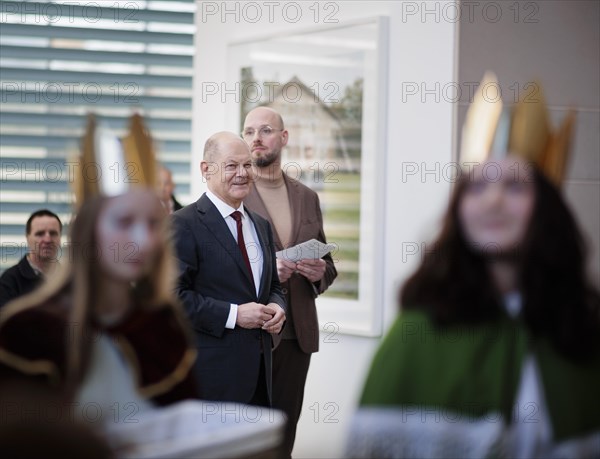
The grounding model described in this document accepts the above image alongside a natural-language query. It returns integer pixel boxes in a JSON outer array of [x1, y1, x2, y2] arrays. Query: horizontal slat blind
[[1, 45, 193, 66], [0, 0, 196, 272]]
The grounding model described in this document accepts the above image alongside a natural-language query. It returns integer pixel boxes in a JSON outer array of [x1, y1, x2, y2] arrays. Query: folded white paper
[[276, 239, 336, 262]]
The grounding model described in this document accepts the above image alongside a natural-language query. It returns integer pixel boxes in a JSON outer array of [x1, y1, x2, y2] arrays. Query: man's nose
[[251, 132, 263, 143]]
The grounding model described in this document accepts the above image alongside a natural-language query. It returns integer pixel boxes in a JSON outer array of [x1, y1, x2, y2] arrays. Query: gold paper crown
[[74, 113, 157, 206], [459, 72, 576, 185]]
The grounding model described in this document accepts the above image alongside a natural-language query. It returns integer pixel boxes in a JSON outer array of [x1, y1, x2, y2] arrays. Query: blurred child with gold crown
[[0, 114, 198, 407], [347, 73, 600, 458], [0, 115, 285, 458]]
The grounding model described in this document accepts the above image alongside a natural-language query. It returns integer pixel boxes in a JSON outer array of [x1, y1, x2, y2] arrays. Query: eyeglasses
[[241, 126, 284, 140]]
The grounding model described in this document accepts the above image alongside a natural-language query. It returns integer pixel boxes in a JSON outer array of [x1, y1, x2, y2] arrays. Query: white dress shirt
[[206, 190, 264, 329]]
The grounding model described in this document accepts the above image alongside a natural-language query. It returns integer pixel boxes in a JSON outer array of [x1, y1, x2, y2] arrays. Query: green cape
[[360, 311, 600, 441]]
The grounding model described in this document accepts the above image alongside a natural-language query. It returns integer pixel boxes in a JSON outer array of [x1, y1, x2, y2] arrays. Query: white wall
[[193, 2, 457, 457]]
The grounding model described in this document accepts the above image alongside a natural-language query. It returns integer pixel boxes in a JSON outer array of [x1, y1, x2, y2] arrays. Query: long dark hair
[[401, 166, 600, 361]]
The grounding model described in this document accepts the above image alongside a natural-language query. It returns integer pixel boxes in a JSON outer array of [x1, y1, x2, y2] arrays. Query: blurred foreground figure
[[0, 381, 114, 459], [0, 115, 198, 410], [0, 115, 198, 409], [347, 73, 600, 459], [0, 115, 285, 458]]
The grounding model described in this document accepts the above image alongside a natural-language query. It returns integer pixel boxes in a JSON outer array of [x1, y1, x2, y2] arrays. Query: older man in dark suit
[[172, 132, 286, 406], [242, 107, 338, 457]]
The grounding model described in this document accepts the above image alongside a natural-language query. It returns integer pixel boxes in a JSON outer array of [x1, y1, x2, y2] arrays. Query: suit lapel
[[196, 194, 255, 289], [283, 174, 303, 247]]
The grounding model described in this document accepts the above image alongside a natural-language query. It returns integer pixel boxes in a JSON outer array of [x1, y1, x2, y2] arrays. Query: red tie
[[230, 211, 255, 289]]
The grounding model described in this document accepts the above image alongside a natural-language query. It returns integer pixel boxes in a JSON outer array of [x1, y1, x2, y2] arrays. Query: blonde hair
[[1, 192, 182, 394]]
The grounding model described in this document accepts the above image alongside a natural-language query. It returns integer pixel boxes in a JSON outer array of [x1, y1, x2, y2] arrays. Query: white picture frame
[[227, 17, 389, 337]]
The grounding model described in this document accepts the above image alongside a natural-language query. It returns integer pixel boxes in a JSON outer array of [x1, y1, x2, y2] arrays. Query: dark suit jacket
[[244, 174, 337, 354], [172, 193, 286, 404], [0, 256, 42, 309]]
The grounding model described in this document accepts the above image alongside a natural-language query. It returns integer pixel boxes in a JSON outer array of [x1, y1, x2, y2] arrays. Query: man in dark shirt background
[[0, 209, 62, 308]]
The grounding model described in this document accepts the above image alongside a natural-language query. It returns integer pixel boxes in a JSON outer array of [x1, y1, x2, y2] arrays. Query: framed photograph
[[227, 17, 388, 336]]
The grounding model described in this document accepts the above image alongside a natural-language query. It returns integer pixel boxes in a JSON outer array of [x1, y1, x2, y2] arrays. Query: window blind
[[0, 0, 195, 272]]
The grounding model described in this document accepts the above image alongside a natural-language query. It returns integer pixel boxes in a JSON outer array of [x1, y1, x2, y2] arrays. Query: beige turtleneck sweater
[[254, 172, 293, 248]]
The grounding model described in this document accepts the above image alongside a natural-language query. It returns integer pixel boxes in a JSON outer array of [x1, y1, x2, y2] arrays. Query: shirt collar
[[26, 255, 43, 277], [205, 190, 248, 220]]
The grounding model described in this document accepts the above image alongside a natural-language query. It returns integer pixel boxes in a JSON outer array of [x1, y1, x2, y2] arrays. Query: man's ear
[[201, 160, 216, 180], [281, 130, 289, 148]]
